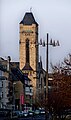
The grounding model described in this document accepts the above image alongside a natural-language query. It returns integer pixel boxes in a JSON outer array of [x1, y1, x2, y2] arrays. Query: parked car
[[34, 110, 40, 115], [65, 114, 71, 120], [28, 110, 34, 116], [19, 111, 24, 117], [14, 110, 23, 117], [14, 111, 20, 117], [40, 109, 45, 114], [0, 109, 11, 118], [9, 112, 18, 120], [23, 111, 28, 117]]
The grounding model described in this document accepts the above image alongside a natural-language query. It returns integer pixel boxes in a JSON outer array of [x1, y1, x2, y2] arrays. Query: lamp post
[[40, 33, 60, 119]]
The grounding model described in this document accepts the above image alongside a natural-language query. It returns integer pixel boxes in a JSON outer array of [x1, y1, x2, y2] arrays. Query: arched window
[[26, 39, 29, 63]]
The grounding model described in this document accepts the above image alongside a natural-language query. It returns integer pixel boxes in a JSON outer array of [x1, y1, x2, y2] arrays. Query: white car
[[28, 110, 34, 116], [23, 111, 28, 117], [66, 114, 71, 119], [40, 109, 45, 114], [34, 110, 40, 115]]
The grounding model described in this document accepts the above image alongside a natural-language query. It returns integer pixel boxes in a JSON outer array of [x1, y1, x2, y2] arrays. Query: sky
[[0, 0, 71, 70]]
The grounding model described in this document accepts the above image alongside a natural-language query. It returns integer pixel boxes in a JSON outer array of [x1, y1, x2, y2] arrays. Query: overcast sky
[[0, 0, 71, 70]]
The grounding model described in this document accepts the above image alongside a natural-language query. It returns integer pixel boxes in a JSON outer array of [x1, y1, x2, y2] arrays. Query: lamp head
[[42, 40, 46, 47], [50, 38, 53, 45], [56, 40, 60, 46], [40, 38, 42, 45], [52, 40, 56, 47]]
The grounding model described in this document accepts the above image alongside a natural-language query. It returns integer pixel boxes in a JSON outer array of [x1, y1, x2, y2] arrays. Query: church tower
[[19, 12, 39, 103]]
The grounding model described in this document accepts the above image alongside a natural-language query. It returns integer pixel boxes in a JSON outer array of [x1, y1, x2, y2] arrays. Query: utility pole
[[45, 33, 60, 120], [46, 33, 48, 99], [45, 33, 48, 120]]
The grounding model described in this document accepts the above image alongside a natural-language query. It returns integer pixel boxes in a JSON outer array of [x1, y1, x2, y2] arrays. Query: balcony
[[25, 91, 33, 96]]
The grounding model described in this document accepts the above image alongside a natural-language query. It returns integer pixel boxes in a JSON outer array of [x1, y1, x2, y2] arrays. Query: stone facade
[[19, 12, 39, 103], [19, 24, 38, 70]]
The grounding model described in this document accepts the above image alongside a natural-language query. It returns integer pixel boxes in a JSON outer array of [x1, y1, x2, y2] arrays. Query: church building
[[19, 12, 39, 103]]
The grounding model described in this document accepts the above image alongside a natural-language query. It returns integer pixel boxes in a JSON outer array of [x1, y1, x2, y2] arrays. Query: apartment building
[[0, 70, 9, 108]]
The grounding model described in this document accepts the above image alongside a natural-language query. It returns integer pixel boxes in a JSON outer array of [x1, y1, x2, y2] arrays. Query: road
[[0, 115, 48, 120], [19, 115, 46, 120]]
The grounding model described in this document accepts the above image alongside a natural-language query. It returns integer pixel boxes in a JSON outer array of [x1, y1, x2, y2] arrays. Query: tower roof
[[20, 12, 38, 25]]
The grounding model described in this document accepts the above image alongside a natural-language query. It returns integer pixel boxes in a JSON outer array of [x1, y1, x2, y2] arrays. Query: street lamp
[[40, 33, 60, 98], [39, 33, 60, 119]]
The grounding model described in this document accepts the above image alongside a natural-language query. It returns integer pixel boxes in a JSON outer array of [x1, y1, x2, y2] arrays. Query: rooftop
[[20, 12, 38, 26]]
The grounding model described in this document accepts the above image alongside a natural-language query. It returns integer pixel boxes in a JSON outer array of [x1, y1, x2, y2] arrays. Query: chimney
[[7, 56, 11, 71]]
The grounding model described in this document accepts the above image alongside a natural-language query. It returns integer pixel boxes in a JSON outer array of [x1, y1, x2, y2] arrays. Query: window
[[2, 92, 3, 98], [26, 39, 29, 63], [0, 70, 3, 76], [2, 81, 3, 87]]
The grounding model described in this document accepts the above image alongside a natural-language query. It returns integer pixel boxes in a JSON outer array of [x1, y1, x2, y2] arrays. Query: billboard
[[20, 94, 24, 105]]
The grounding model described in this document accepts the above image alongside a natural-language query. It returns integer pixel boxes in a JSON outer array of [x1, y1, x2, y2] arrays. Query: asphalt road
[[0, 115, 47, 120], [19, 115, 47, 120]]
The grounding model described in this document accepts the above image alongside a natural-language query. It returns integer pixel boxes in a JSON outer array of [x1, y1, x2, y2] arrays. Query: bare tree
[[50, 54, 71, 119]]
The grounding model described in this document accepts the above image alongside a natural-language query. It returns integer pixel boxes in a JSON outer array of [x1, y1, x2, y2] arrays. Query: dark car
[[28, 110, 34, 116], [40, 109, 45, 114]]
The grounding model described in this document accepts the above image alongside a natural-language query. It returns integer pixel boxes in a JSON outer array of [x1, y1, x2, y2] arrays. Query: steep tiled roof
[[22, 63, 33, 71], [20, 12, 38, 25], [10, 62, 19, 68], [11, 67, 29, 84]]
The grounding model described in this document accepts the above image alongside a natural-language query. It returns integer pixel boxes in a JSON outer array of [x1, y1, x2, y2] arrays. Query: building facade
[[19, 12, 39, 103], [0, 71, 9, 108], [37, 57, 46, 107]]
